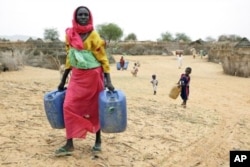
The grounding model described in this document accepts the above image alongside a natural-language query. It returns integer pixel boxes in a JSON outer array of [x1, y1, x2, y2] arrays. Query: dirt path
[[0, 55, 249, 167]]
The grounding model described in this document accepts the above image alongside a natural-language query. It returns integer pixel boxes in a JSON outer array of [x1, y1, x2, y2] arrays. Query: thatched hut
[[188, 39, 210, 57], [221, 38, 250, 77]]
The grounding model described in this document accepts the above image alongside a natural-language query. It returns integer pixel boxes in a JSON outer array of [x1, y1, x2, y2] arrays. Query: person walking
[[150, 74, 158, 95], [55, 5, 115, 156], [177, 52, 183, 69], [177, 67, 192, 108], [131, 63, 139, 77]]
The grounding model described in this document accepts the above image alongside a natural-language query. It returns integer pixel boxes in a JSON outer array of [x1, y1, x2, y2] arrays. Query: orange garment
[[64, 31, 110, 73]]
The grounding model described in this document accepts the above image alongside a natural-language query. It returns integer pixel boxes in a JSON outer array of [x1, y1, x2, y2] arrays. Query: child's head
[[152, 74, 156, 79], [185, 67, 192, 75]]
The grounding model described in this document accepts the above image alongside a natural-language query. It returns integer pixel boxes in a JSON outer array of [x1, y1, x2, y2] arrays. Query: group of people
[[119, 56, 139, 77], [150, 66, 192, 108], [52, 5, 192, 157], [190, 48, 207, 59]]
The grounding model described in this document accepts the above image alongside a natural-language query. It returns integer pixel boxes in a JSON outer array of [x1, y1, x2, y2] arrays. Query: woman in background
[[120, 56, 125, 70]]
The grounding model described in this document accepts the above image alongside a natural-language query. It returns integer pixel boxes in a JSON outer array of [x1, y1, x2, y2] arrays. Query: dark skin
[[151, 75, 157, 95], [58, 6, 114, 152], [177, 67, 191, 86], [177, 67, 192, 106], [76, 7, 90, 26]]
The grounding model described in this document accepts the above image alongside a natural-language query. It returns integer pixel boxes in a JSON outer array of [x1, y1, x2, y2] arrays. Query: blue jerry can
[[116, 62, 129, 70], [43, 89, 66, 129], [116, 62, 121, 70], [99, 90, 127, 133], [124, 61, 129, 70]]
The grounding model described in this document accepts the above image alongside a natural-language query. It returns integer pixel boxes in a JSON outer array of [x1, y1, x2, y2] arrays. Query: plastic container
[[116, 61, 129, 70], [169, 84, 181, 99], [124, 61, 129, 70], [99, 89, 127, 133], [116, 62, 121, 70], [44, 89, 66, 129]]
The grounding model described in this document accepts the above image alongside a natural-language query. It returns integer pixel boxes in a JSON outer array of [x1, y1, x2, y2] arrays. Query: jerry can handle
[[47, 88, 67, 99], [105, 89, 117, 101]]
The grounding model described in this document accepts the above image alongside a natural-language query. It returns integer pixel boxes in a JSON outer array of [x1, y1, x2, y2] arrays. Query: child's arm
[[177, 74, 184, 85], [177, 78, 181, 84]]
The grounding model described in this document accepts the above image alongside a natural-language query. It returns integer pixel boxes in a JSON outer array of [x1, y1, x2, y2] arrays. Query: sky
[[1, 0, 250, 41]]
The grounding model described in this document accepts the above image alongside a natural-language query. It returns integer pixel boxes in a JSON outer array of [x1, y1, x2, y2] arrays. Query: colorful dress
[[63, 29, 110, 139]]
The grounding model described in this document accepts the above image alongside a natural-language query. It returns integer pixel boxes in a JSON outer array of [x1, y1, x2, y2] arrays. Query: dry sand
[[0, 55, 250, 167]]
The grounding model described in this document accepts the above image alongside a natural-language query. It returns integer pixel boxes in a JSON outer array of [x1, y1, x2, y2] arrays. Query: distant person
[[55, 5, 115, 156], [150, 74, 158, 95], [136, 61, 140, 67], [177, 67, 192, 108], [177, 52, 183, 69], [190, 48, 196, 59], [131, 63, 139, 77], [199, 50, 207, 59], [120, 56, 125, 70]]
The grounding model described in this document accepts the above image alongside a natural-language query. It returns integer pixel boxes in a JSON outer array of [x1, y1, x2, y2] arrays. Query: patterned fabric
[[69, 48, 101, 69], [62, 6, 108, 139], [65, 31, 110, 73]]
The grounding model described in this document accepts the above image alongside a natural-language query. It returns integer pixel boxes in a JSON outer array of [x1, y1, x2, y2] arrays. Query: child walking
[[178, 67, 192, 108], [150, 74, 158, 95], [131, 63, 139, 77], [177, 52, 183, 69]]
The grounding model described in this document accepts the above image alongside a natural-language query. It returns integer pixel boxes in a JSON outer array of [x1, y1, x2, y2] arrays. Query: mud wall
[[208, 42, 250, 77]]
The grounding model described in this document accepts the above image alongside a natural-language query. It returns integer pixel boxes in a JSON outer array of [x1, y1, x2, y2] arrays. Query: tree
[[228, 34, 242, 42], [205, 36, 216, 42], [218, 34, 242, 42], [218, 35, 228, 42], [96, 23, 123, 42], [159, 31, 174, 41], [124, 33, 137, 41], [175, 33, 191, 42], [44, 28, 59, 41]]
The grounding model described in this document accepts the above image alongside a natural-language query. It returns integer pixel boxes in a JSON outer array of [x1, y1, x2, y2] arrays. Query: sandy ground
[[0, 55, 250, 167]]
